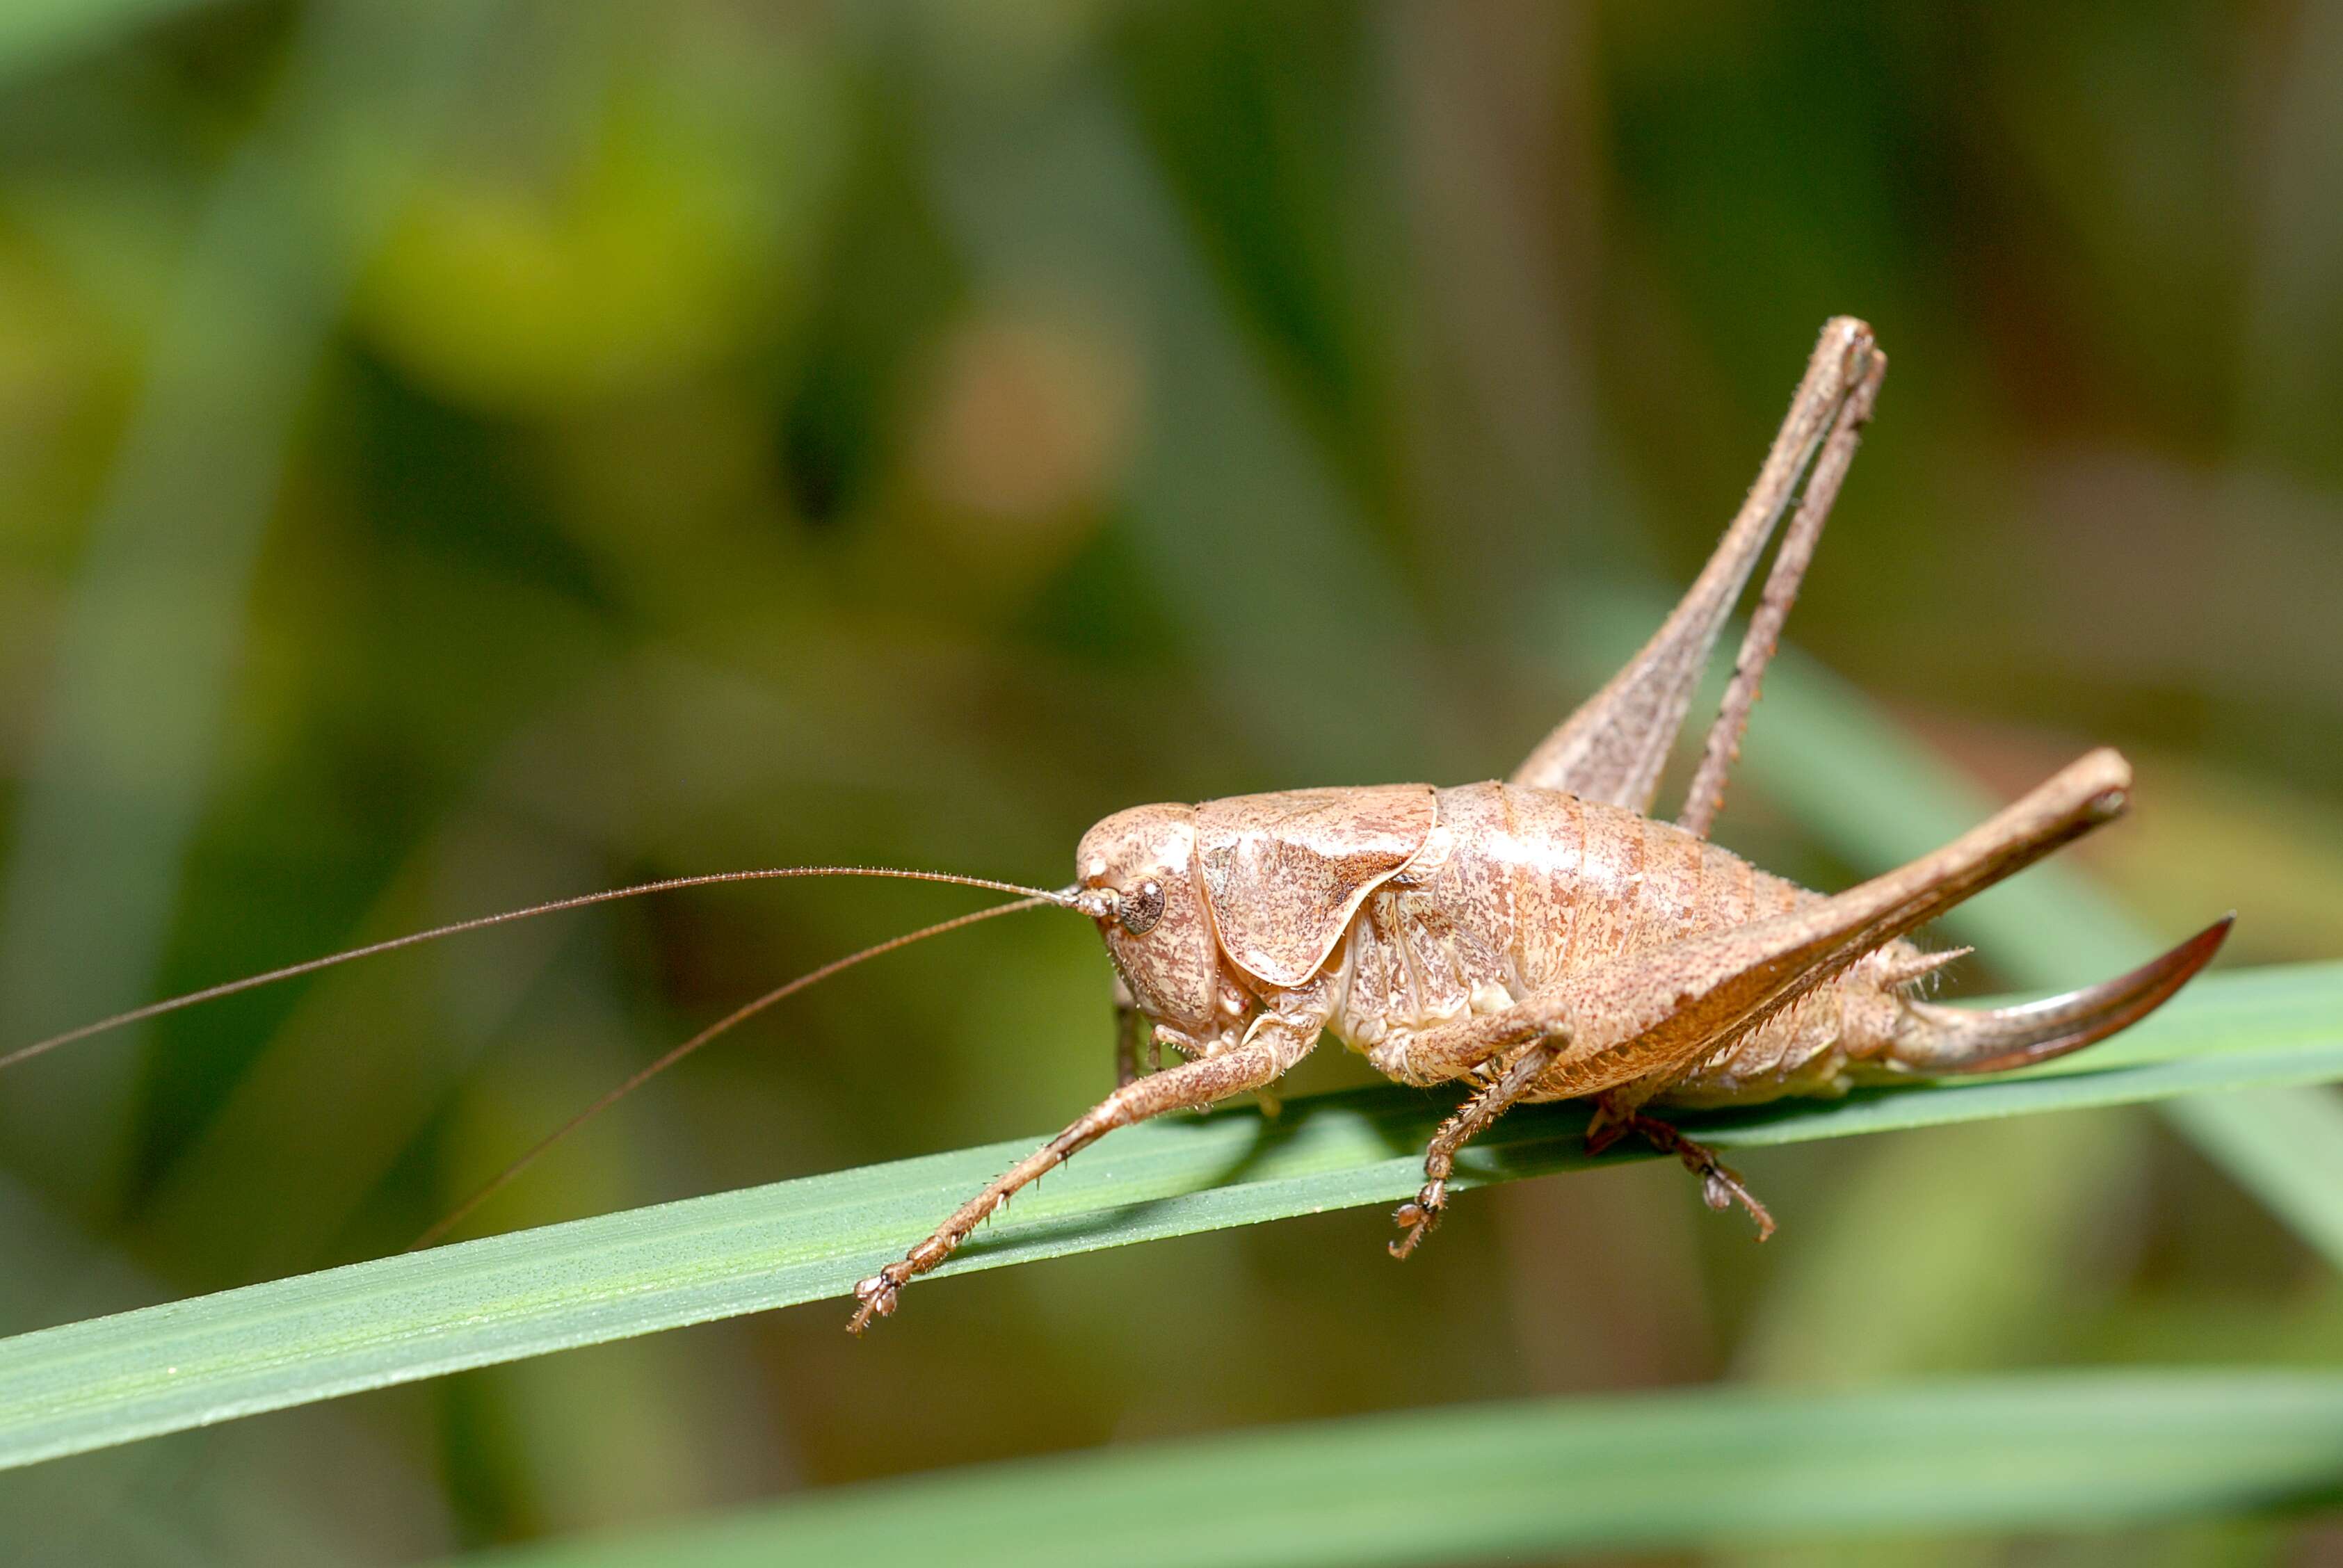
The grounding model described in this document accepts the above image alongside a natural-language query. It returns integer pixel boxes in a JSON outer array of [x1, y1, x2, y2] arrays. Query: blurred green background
[[1, 1, 2339, 1562]]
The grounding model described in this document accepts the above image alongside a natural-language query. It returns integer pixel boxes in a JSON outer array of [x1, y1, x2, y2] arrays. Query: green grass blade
[[450, 1370, 2343, 1566], [0, 960, 2337, 1472]]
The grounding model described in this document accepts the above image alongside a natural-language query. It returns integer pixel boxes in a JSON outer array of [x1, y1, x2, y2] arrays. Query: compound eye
[[1117, 880, 1165, 936]]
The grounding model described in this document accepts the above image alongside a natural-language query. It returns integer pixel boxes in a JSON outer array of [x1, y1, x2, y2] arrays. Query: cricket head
[[1074, 784, 1440, 1044], [1074, 802, 1227, 1039]]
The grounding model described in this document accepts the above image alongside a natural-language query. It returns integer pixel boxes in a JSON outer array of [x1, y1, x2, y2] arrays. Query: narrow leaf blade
[[452, 1371, 2343, 1567], [0, 960, 2335, 1471]]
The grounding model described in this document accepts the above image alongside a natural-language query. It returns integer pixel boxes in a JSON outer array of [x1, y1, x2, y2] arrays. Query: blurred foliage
[[0, 0, 2336, 1562], [454, 1372, 2343, 1567]]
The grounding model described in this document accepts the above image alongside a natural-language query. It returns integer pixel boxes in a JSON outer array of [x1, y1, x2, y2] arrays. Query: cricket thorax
[[1323, 782, 1929, 1105]]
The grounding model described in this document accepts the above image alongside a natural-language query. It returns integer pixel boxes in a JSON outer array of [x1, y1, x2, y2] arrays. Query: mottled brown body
[[1330, 782, 1908, 1107], [1079, 782, 1932, 1115]]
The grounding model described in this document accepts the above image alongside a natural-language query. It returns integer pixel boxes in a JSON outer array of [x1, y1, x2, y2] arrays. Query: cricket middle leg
[[1388, 1042, 1561, 1260]]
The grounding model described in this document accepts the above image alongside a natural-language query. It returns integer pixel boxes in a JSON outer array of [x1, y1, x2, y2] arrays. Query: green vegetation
[[1, 2, 2337, 1562], [456, 1373, 2343, 1566]]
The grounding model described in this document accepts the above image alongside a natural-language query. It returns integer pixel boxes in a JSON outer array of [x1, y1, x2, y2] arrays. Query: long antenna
[[410, 893, 1056, 1250], [0, 867, 1081, 1073]]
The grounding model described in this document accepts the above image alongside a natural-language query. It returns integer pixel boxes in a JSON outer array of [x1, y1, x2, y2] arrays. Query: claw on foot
[[1698, 1163, 1777, 1240], [1388, 1179, 1447, 1259], [1600, 1108, 1778, 1242], [847, 1269, 903, 1336]]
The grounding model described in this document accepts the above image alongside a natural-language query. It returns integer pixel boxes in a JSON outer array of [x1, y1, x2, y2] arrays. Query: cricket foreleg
[[848, 1031, 1305, 1334], [1586, 1099, 1776, 1240], [1388, 1042, 1559, 1260]]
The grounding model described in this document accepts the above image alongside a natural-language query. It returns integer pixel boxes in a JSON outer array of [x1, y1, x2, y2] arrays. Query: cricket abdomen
[[1328, 782, 1918, 1103]]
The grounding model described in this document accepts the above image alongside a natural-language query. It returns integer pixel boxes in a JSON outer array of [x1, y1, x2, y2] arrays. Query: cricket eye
[[1117, 880, 1165, 937]]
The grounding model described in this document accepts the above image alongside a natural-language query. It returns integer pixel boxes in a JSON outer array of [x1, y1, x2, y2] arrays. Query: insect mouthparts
[[1065, 884, 1120, 921]]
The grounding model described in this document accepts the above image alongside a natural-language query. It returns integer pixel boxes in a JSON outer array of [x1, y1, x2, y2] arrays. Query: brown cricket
[[846, 316, 2228, 1330], [1, 318, 2228, 1339]]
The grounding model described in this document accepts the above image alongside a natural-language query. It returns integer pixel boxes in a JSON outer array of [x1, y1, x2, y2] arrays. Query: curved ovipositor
[[1886, 915, 2234, 1077]]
